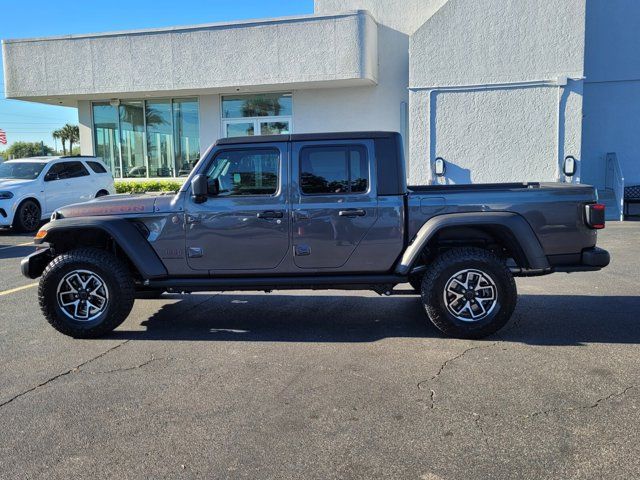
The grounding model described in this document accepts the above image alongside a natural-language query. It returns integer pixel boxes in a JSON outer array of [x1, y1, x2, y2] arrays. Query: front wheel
[[39, 248, 135, 338], [13, 199, 41, 233], [421, 248, 517, 339]]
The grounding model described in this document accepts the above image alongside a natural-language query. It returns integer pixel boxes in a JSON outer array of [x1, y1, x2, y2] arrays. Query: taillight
[[585, 203, 606, 229]]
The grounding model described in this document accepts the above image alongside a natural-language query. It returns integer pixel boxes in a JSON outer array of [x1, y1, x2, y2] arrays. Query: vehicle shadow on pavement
[[0, 245, 35, 259], [104, 292, 640, 346]]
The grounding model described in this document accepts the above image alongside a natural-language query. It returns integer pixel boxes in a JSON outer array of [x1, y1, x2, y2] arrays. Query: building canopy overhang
[[2, 11, 378, 107]]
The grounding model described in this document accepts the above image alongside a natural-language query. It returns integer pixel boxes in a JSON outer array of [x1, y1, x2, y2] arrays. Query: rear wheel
[[13, 199, 41, 233], [421, 247, 517, 339], [39, 248, 135, 338]]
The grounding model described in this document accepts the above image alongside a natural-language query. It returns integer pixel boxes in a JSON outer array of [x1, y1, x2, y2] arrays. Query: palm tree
[[62, 124, 80, 154], [52, 128, 66, 155]]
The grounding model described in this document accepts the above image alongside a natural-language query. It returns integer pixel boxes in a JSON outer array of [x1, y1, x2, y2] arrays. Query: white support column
[[78, 100, 95, 156], [198, 95, 221, 150]]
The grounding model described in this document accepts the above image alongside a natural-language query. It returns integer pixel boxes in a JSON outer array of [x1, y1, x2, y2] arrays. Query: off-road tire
[[421, 247, 517, 339], [13, 199, 41, 233], [409, 273, 424, 293], [39, 248, 135, 338]]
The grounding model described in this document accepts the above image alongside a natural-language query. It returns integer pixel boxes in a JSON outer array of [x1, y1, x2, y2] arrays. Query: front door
[[291, 141, 378, 270], [185, 143, 290, 273]]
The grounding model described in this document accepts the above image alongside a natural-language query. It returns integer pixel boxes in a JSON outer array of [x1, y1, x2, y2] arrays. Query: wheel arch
[[395, 212, 550, 275], [15, 196, 43, 216], [35, 216, 168, 280]]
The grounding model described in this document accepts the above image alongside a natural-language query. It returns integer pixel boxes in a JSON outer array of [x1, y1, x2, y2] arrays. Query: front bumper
[[21, 248, 52, 279], [554, 247, 611, 273]]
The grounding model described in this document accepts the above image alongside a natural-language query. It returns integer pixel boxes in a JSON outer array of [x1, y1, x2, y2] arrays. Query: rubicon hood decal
[[58, 195, 157, 218]]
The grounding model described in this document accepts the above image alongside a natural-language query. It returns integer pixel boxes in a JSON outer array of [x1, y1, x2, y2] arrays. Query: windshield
[[0, 162, 47, 180]]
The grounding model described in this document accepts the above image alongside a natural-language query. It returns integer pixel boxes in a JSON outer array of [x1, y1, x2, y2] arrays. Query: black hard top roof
[[216, 131, 399, 146]]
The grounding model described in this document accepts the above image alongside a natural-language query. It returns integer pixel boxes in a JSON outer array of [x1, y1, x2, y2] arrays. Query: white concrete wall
[[581, 0, 640, 187], [409, 0, 586, 185], [2, 11, 377, 103], [294, 23, 408, 144], [314, 0, 449, 34]]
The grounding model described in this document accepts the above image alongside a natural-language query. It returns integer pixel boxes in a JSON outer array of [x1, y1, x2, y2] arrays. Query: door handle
[[338, 209, 367, 218], [185, 214, 201, 225], [257, 210, 284, 220]]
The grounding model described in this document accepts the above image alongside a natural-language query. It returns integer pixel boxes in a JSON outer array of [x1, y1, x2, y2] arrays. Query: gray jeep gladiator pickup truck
[[22, 132, 610, 339]]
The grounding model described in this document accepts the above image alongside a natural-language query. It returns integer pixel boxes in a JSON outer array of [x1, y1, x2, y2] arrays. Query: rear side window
[[86, 161, 107, 174], [63, 161, 90, 179], [300, 145, 369, 195], [45, 161, 90, 181]]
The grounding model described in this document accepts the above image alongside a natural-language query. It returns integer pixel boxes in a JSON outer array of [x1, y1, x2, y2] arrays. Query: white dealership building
[[2, 0, 639, 218]]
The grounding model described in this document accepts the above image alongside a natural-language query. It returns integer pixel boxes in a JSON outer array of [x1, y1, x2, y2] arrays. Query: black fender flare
[[394, 212, 550, 275], [34, 216, 168, 279]]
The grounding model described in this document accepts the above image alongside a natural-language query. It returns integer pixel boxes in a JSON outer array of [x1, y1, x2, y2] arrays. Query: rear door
[[291, 140, 378, 270]]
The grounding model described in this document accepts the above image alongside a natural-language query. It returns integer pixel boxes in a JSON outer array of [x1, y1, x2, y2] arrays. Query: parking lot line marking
[[0, 283, 38, 297], [0, 242, 34, 251]]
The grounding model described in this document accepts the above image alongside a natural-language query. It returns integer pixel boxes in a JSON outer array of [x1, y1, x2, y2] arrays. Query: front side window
[[205, 149, 279, 196], [300, 145, 369, 195]]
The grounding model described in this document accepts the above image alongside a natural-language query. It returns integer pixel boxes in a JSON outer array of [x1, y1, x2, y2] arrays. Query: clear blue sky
[[0, 0, 314, 149]]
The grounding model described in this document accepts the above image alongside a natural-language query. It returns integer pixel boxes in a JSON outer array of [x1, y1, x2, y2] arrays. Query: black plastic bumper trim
[[21, 249, 51, 279]]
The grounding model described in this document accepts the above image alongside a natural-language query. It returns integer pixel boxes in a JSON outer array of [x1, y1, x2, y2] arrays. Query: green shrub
[[115, 180, 185, 194]]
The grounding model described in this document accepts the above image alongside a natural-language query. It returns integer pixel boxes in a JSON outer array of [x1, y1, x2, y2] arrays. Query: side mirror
[[191, 174, 209, 204], [434, 157, 446, 177], [563, 156, 577, 177]]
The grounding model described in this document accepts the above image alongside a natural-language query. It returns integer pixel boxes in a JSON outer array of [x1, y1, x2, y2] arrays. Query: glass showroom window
[[93, 103, 120, 177], [92, 98, 200, 179], [222, 93, 292, 138], [174, 99, 200, 177], [119, 101, 146, 178], [146, 100, 174, 178]]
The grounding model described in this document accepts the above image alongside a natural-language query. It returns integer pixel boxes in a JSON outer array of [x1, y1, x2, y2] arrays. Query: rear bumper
[[554, 247, 610, 273], [21, 248, 52, 279]]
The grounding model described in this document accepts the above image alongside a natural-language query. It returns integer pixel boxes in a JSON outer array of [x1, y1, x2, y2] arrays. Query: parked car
[[0, 156, 115, 232], [22, 132, 610, 339]]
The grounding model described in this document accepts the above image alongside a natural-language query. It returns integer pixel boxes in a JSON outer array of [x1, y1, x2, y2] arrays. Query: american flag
[[0, 129, 6, 145]]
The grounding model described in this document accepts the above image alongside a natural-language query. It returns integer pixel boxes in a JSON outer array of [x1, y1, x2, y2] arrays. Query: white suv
[[0, 156, 115, 232]]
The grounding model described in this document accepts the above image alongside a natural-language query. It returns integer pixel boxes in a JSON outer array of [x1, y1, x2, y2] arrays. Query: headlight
[[0, 191, 14, 200]]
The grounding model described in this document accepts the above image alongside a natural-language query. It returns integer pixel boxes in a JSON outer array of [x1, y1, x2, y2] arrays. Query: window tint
[[86, 161, 108, 174], [300, 145, 369, 195], [63, 161, 90, 179], [205, 149, 279, 196], [45, 161, 90, 181]]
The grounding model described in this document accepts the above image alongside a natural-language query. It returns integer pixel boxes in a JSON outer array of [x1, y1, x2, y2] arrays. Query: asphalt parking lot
[[0, 223, 638, 479]]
